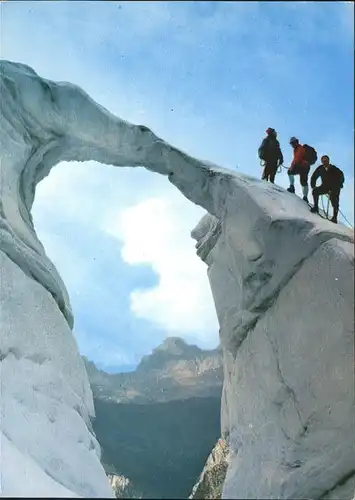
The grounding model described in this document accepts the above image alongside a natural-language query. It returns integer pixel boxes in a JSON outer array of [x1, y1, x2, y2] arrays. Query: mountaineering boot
[[310, 206, 319, 213], [331, 208, 339, 224], [287, 185, 295, 193]]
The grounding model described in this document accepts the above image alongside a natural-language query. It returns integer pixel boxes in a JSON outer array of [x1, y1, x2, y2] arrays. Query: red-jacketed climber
[[286, 137, 311, 202]]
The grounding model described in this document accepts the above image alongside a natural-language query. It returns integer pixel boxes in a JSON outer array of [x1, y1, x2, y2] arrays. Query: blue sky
[[1, 1, 354, 372]]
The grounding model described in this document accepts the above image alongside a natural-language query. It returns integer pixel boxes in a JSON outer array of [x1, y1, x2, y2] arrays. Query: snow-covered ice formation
[[0, 59, 354, 498], [192, 215, 354, 499]]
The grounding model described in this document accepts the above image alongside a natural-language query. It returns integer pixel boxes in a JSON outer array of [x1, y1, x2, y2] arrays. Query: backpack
[[258, 139, 267, 160], [303, 144, 317, 165], [259, 137, 280, 161]]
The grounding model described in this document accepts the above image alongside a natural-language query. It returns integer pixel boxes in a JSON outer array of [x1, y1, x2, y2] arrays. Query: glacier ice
[[0, 59, 354, 498]]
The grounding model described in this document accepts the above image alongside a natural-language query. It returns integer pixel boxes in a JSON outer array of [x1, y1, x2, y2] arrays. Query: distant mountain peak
[[136, 337, 207, 372], [154, 336, 199, 354]]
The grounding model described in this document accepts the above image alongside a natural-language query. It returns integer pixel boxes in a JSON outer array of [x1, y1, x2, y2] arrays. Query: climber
[[258, 128, 284, 183], [286, 137, 317, 203], [310, 155, 345, 224]]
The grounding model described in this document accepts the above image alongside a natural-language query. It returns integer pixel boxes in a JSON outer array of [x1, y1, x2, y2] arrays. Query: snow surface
[[0, 251, 113, 498], [0, 59, 354, 498], [1, 431, 79, 498]]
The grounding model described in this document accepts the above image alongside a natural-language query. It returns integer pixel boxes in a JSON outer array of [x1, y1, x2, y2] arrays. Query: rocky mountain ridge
[[83, 337, 223, 404], [84, 337, 223, 499]]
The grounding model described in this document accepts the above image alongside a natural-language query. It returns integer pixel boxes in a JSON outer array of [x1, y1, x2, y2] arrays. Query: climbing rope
[[278, 163, 289, 173], [338, 208, 354, 229], [321, 193, 354, 229], [336, 201, 354, 229]]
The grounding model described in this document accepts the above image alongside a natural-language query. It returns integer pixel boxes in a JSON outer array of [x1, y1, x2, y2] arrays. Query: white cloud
[[33, 160, 221, 351], [104, 192, 220, 347]]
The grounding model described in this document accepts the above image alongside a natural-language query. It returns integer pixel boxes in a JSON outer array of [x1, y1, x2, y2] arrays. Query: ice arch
[[1, 60, 354, 498]]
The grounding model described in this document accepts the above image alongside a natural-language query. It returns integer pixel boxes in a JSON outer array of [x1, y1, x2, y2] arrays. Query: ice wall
[[192, 210, 354, 499]]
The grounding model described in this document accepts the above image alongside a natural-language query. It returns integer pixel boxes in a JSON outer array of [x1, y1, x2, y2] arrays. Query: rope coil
[[260, 160, 285, 174]]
